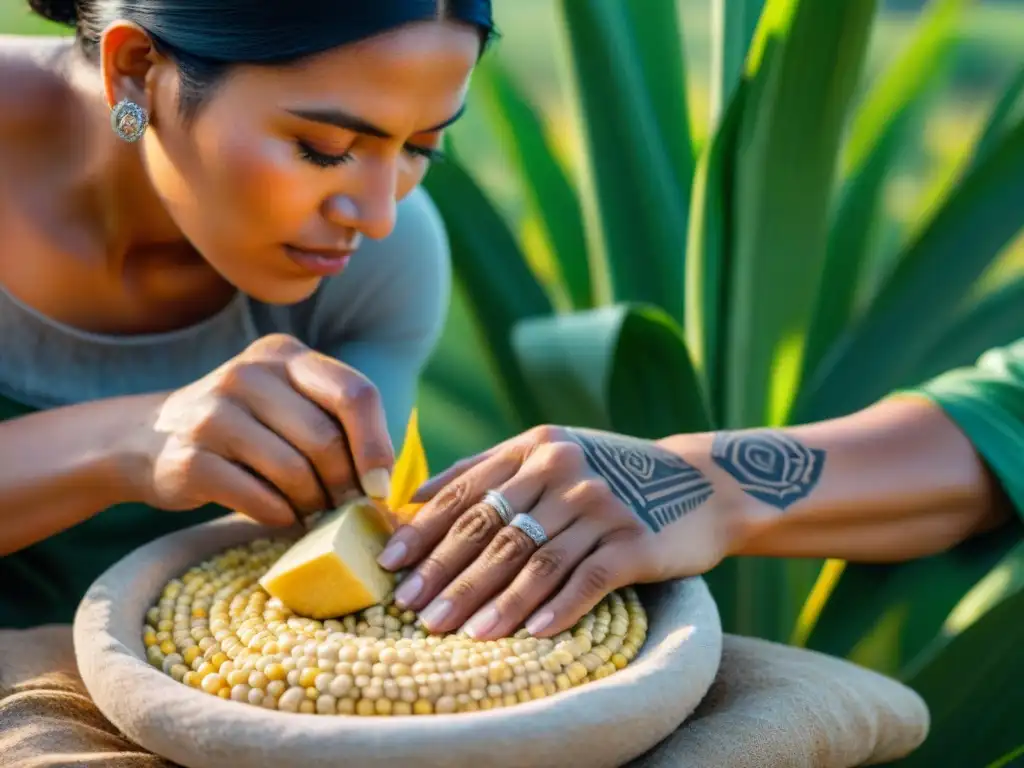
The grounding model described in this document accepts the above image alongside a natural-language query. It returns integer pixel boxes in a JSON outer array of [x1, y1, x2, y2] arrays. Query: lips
[[284, 244, 354, 277]]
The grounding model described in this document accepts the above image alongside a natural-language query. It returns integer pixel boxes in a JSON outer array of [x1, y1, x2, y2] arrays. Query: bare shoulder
[[0, 35, 75, 139]]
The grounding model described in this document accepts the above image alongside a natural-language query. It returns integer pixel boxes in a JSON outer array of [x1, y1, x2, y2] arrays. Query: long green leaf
[[800, 109, 918, 389], [801, 0, 968, 383], [420, 280, 518, 430], [474, 60, 593, 311], [802, 524, 1019, 676], [510, 305, 712, 438], [619, 0, 695, 203], [985, 744, 1024, 768], [422, 159, 554, 429], [969, 63, 1024, 169], [684, 82, 748, 427], [708, 0, 878, 641], [798, 115, 1024, 422], [894, 542, 1024, 768], [903, 275, 1024, 386], [844, 0, 971, 174], [710, 0, 765, 125], [725, 0, 877, 429], [555, 0, 691, 321]]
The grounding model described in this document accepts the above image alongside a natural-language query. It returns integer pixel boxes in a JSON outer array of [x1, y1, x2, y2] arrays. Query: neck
[[61, 49, 236, 328]]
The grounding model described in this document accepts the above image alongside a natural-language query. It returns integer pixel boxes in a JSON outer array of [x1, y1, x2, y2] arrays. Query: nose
[[324, 182, 397, 241]]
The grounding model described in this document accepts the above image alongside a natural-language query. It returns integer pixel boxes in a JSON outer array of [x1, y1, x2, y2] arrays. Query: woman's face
[[135, 21, 479, 304]]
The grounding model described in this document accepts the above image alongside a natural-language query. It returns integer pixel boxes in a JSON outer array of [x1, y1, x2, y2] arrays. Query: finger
[[187, 450, 296, 527], [411, 450, 495, 504], [391, 455, 552, 611], [285, 351, 395, 502], [411, 430, 539, 503], [461, 519, 608, 641], [204, 400, 329, 518], [411, 487, 577, 633], [230, 365, 357, 506], [377, 447, 526, 572], [522, 530, 646, 638]]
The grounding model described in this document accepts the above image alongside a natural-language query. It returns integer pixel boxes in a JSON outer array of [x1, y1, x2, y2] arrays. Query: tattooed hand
[[372, 425, 738, 639]]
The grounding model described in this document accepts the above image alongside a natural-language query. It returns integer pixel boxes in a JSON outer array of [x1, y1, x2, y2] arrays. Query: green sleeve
[[909, 337, 1024, 523]]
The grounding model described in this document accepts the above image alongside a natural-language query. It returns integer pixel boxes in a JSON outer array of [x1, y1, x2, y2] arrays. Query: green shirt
[[912, 337, 1024, 526]]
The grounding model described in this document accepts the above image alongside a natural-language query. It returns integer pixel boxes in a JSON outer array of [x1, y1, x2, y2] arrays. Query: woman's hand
[[119, 334, 394, 527], [375, 425, 739, 640]]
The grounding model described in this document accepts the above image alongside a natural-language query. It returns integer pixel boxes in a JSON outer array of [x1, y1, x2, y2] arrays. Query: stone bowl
[[73, 514, 723, 768]]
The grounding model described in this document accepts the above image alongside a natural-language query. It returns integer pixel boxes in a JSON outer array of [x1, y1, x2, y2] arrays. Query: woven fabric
[[627, 634, 929, 768]]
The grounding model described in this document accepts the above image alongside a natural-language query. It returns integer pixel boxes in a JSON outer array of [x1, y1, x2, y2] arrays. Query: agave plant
[[416, 0, 1023, 763]]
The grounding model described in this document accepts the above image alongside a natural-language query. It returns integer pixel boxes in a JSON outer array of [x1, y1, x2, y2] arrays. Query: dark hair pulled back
[[28, 0, 495, 119]]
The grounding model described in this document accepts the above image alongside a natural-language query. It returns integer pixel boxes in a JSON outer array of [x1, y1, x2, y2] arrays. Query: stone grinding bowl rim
[[72, 514, 724, 768]]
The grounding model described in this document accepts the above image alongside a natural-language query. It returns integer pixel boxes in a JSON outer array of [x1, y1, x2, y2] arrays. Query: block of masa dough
[[259, 498, 396, 619]]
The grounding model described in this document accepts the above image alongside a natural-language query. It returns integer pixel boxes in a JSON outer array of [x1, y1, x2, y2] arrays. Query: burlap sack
[[1, 627, 931, 768], [626, 634, 930, 768], [71, 515, 725, 768], [0, 625, 172, 767]]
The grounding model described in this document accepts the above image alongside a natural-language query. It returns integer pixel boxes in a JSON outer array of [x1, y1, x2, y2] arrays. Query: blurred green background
[[4, 2, 1023, 765]]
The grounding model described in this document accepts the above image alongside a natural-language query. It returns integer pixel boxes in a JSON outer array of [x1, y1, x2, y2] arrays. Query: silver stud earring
[[110, 99, 149, 143]]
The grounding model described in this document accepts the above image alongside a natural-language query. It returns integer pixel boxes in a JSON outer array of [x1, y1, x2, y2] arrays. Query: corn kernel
[[145, 538, 648, 716]]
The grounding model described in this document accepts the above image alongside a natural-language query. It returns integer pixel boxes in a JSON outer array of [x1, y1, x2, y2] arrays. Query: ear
[[97, 21, 166, 111]]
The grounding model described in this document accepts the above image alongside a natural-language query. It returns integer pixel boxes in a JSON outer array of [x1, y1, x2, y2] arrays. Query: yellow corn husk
[[387, 407, 430, 524]]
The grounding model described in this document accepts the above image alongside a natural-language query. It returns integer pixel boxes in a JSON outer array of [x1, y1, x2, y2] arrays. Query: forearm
[[659, 395, 1014, 563], [0, 394, 157, 555]]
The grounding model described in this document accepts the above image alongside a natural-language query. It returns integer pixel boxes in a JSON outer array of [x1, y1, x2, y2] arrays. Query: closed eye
[[297, 141, 352, 168], [298, 140, 445, 169]]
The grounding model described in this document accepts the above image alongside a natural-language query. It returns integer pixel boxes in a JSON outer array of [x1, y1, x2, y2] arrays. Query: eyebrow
[[285, 103, 467, 138]]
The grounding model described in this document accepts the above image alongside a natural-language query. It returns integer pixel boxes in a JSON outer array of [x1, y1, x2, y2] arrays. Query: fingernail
[[418, 599, 452, 631], [393, 573, 423, 607], [463, 606, 499, 639], [525, 610, 553, 636], [361, 468, 391, 500], [377, 539, 408, 570]]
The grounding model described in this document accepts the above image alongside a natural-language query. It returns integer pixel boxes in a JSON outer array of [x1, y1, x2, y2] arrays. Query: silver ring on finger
[[509, 513, 548, 547], [483, 489, 516, 525]]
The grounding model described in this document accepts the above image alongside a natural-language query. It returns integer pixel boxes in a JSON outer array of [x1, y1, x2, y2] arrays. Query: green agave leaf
[[685, 81, 748, 428], [802, 524, 1020, 676], [725, 0, 877, 429], [710, 0, 765, 124], [474, 60, 593, 311], [618, 0, 695, 201], [555, 0, 691, 321], [800, 110, 918, 392], [419, 286, 518, 473], [893, 541, 1024, 768], [706, 0, 877, 638], [704, 556, 815, 645], [801, 0, 968, 384], [418, 382, 514, 476], [969, 63, 1024, 169], [984, 744, 1024, 768], [903, 275, 1024, 386], [510, 304, 712, 438], [844, 0, 971, 175], [798, 115, 1024, 421], [422, 159, 554, 429]]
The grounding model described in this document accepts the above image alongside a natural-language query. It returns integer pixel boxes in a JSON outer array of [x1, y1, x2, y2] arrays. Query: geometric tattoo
[[711, 430, 825, 510], [566, 429, 714, 533]]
